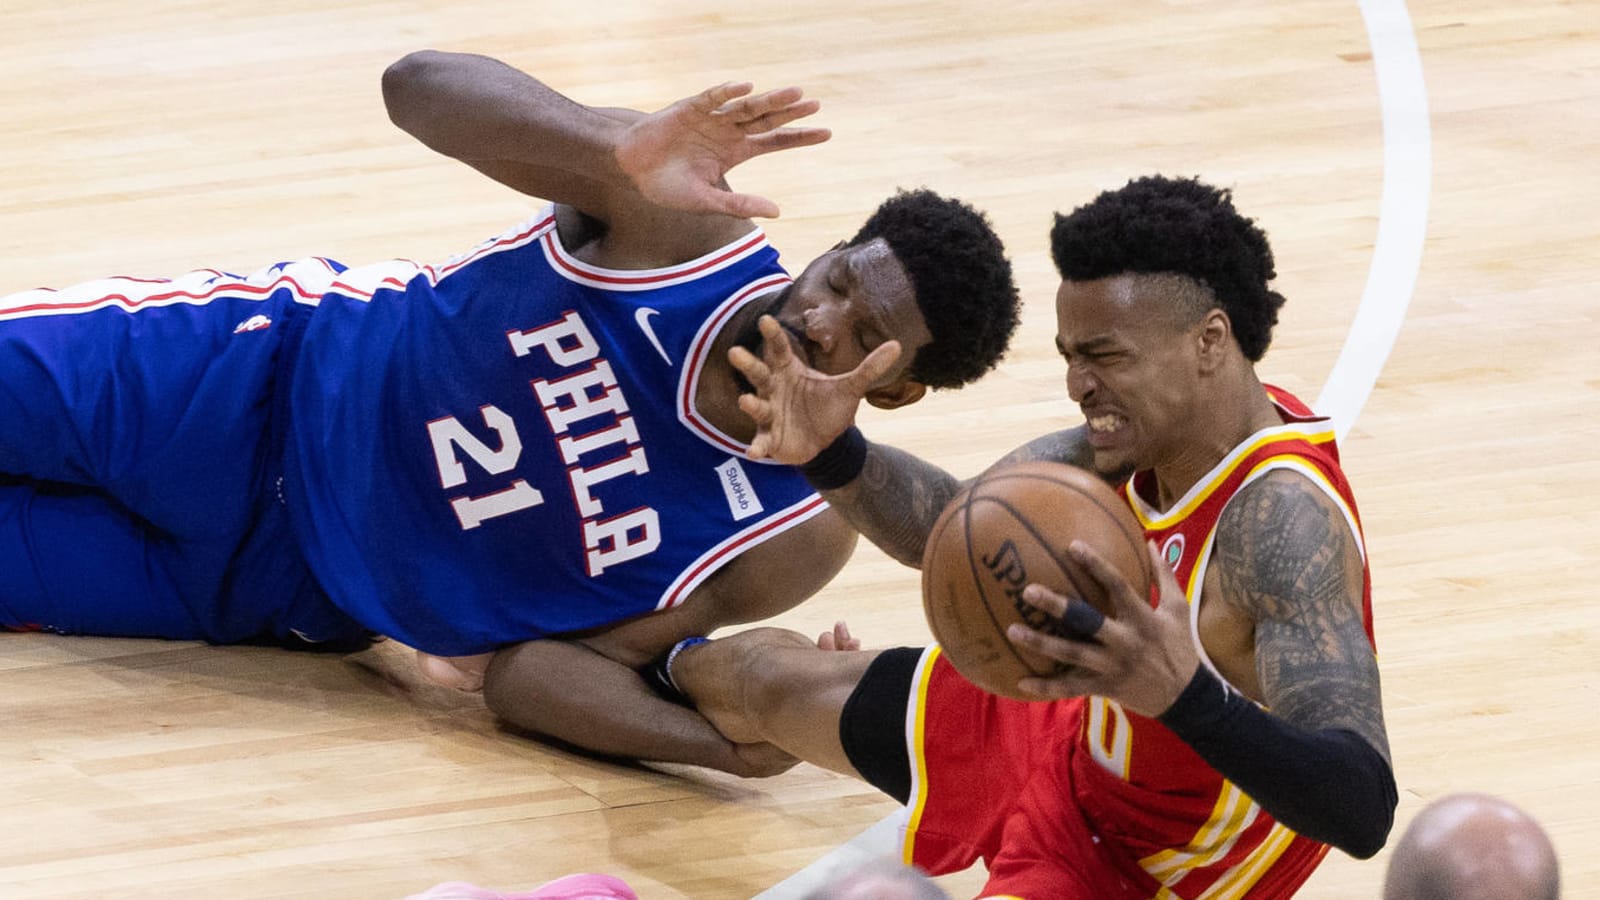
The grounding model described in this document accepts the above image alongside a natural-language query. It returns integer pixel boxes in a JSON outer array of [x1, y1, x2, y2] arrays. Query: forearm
[[483, 639, 746, 772], [813, 425, 1100, 569], [1158, 666, 1397, 859], [382, 50, 626, 180], [815, 436, 963, 569]]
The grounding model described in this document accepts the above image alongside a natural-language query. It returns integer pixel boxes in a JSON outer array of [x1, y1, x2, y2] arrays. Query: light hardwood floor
[[1, 1, 1596, 897]]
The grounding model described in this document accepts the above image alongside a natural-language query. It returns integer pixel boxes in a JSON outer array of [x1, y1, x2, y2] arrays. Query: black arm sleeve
[[1157, 665, 1398, 859]]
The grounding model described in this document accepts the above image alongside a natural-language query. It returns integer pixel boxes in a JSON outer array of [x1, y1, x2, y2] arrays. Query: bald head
[[1384, 794, 1560, 900]]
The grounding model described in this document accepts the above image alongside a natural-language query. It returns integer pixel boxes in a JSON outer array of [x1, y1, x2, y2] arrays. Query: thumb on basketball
[[1065, 539, 1150, 620]]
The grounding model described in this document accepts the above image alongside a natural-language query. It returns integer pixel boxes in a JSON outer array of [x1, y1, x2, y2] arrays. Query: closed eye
[[832, 255, 860, 296], [1060, 339, 1126, 365]]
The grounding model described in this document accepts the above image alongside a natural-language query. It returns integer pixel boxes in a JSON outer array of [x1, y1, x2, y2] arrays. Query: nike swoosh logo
[[635, 307, 672, 365]]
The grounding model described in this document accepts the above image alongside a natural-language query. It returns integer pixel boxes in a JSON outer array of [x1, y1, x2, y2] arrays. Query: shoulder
[[555, 200, 756, 269], [1220, 467, 1354, 546], [1211, 468, 1364, 621]]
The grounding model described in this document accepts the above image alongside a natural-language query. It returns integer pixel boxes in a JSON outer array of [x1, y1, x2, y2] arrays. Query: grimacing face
[[1055, 273, 1211, 477], [774, 237, 932, 406]]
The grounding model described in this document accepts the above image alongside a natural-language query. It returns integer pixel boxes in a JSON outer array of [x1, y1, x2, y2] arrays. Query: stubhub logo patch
[[716, 456, 764, 521]]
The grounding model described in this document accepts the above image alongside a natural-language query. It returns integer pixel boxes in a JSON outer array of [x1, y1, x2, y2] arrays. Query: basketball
[[920, 460, 1152, 701]]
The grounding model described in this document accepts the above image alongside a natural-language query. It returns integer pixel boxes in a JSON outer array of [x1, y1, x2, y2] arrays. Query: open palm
[[615, 82, 830, 219]]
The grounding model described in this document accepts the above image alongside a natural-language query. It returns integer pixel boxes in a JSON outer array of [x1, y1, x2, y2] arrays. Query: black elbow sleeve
[[1159, 666, 1397, 858], [1330, 730, 1398, 859]]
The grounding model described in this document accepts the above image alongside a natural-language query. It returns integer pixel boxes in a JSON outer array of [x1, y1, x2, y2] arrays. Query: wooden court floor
[[1, 1, 1596, 897]]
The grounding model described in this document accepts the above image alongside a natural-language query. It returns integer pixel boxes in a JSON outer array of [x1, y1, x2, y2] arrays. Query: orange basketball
[[920, 460, 1152, 700]]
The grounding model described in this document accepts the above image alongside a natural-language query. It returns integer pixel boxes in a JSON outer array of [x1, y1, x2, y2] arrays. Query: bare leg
[[671, 626, 882, 777]]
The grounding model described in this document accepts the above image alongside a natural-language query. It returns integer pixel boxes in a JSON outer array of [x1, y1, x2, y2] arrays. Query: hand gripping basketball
[[920, 461, 1152, 701], [1007, 539, 1201, 718]]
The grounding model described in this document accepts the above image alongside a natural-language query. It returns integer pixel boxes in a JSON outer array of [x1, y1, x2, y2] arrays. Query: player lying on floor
[[0, 50, 1020, 776]]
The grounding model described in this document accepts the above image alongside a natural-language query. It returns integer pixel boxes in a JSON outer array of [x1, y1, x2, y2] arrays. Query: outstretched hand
[[729, 315, 902, 464], [615, 82, 831, 218], [1005, 540, 1200, 718]]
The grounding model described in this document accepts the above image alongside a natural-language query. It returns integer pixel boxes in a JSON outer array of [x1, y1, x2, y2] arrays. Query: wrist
[[1156, 663, 1231, 732], [665, 636, 709, 691], [800, 425, 868, 490], [608, 129, 644, 191], [641, 636, 709, 707]]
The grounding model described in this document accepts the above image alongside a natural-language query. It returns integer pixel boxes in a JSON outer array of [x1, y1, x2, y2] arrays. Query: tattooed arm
[[988, 425, 1097, 471], [822, 425, 1098, 568], [1160, 469, 1396, 857], [1004, 467, 1396, 857], [1213, 469, 1391, 762]]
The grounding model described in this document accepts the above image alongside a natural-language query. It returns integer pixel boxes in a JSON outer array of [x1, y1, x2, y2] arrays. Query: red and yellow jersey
[[899, 387, 1374, 899], [1066, 385, 1373, 898]]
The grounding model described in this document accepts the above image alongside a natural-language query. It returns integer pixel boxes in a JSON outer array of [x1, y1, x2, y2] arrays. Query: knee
[[676, 627, 812, 716], [725, 626, 818, 655], [721, 628, 821, 714]]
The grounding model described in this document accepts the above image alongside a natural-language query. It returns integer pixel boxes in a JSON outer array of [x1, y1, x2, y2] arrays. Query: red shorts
[[898, 649, 1326, 899], [898, 648, 1148, 898]]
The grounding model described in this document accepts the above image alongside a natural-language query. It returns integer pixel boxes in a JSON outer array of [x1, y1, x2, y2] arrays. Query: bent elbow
[[381, 50, 446, 126], [1342, 827, 1389, 861], [1346, 804, 1396, 860], [1302, 808, 1392, 860], [1337, 765, 1398, 860]]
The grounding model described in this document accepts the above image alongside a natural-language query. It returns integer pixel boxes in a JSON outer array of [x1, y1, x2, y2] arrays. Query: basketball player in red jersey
[[664, 175, 1396, 897]]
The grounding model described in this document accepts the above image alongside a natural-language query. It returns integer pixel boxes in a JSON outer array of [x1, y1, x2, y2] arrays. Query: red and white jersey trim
[[655, 492, 828, 610], [534, 205, 773, 291], [325, 213, 558, 302], [676, 273, 792, 460], [0, 258, 339, 320]]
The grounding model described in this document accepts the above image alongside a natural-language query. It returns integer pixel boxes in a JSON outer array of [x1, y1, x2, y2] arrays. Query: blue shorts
[[0, 262, 368, 647]]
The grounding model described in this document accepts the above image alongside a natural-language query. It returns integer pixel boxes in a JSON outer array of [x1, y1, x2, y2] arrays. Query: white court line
[[1317, 0, 1432, 438], [755, 0, 1431, 896], [751, 811, 905, 899]]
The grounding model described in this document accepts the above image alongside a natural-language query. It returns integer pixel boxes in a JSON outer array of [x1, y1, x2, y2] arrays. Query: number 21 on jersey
[[423, 308, 662, 578], [427, 407, 545, 530]]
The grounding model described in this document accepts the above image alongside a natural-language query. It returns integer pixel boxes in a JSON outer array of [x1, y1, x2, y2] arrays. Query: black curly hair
[[849, 189, 1020, 389], [1050, 175, 1285, 362]]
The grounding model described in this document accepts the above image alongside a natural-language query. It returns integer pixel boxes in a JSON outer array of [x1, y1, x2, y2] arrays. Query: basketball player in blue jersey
[[0, 50, 1021, 777]]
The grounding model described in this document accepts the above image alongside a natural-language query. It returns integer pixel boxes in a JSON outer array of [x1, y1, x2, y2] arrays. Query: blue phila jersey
[[282, 208, 827, 656]]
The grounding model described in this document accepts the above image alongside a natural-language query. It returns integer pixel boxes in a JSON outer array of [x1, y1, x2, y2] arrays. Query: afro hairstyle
[[849, 189, 1020, 389], [1050, 175, 1285, 361]]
